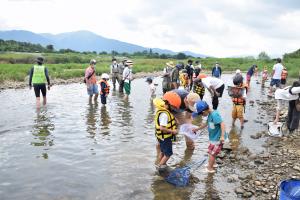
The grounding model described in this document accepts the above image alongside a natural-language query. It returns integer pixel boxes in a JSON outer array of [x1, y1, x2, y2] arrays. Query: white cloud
[[0, 0, 300, 57]]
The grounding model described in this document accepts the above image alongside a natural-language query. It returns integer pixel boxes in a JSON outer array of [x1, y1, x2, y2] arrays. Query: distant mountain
[[0, 30, 207, 57]]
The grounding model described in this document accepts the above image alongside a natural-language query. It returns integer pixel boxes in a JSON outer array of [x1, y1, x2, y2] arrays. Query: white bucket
[[268, 122, 283, 137]]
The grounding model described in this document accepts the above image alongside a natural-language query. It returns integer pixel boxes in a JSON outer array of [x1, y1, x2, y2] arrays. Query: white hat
[[186, 92, 200, 112], [236, 69, 241, 74], [101, 73, 109, 79]]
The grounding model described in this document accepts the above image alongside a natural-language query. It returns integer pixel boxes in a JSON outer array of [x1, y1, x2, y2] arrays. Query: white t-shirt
[[202, 77, 224, 89], [158, 112, 169, 127], [122, 67, 132, 83], [272, 63, 284, 79]]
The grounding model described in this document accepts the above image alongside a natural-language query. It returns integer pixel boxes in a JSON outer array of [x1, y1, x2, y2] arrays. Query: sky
[[1, 0, 300, 57]]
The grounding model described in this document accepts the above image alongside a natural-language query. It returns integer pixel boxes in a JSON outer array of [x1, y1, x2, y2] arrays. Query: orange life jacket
[[281, 69, 288, 80], [99, 79, 110, 95]]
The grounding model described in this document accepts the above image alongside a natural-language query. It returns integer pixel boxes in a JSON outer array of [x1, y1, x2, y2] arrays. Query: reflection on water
[[229, 127, 241, 151], [100, 105, 111, 135], [86, 102, 99, 138], [203, 174, 221, 200], [30, 108, 55, 159]]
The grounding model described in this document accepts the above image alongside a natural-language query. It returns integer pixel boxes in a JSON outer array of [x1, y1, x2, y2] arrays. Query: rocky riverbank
[[0, 71, 164, 90], [218, 99, 300, 199]]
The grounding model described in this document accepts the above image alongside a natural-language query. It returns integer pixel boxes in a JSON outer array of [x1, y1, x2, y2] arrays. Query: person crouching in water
[[193, 74, 207, 100], [29, 57, 51, 108], [99, 73, 110, 105], [153, 92, 181, 171], [192, 101, 225, 173], [231, 74, 247, 129]]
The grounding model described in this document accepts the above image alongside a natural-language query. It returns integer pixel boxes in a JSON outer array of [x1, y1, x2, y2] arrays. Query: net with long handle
[[165, 156, 208, 187]]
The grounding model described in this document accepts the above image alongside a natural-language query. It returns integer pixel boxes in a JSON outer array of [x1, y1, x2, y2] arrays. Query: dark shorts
[[100, 94, 107, 104], [216, 84, 225, 97], [281, 79, 286, 85], [159, 137, 173, 157], [33, 84, 46, 97], [270, 79, 281, 87], [208, 143, 223, 156]]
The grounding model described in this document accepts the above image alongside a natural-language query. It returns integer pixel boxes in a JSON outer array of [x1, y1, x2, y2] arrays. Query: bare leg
[[207, 154, 216, 171], [36, 97, 41, 108], [159, 155, 170, 166], [42, 96, 47, 106], [94, 94, 98, 102]]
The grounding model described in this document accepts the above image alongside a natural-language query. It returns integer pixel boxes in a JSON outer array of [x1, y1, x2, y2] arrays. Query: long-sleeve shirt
[[29, 66, 50, 86]]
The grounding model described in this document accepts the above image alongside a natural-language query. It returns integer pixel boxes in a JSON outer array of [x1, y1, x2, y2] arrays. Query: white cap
[[236, 69, 241, 74]]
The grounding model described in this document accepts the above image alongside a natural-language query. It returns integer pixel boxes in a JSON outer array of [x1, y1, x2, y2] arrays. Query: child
[[281, 66, 288, 87], [99, 73, 110, 105], [179, 69, 189, 90], [192, 100, 225, 173], [145, 77, 156, 97], [153, 95, 179, 170], [231, 74, 247, 129], [261, 66, 268, 87]]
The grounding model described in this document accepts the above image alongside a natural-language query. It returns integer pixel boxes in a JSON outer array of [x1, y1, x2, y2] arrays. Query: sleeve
[[122, 68, 127, 80], [29, 67, 34, 86], [110, 65, 113, 74], [44, 68, 50, 85], [85, 68, 89, 79], [212, 67, 214, 76], [219, 67, 222, 75], [212, 112, 223, 124], [273, 65, 276, 70], [158, 113, 169, 127]]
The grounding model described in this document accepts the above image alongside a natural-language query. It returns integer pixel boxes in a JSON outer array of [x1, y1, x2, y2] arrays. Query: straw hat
[[186, 92, 200, 112], [166, 61, 175, 68]]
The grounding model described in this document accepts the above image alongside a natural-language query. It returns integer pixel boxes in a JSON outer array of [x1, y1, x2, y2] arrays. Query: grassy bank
[[0, 52, 299, 83]]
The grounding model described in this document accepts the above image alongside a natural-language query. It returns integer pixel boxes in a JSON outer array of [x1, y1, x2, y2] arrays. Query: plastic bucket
[[279, 179, 300, 200], [268, 122, 283, 137]]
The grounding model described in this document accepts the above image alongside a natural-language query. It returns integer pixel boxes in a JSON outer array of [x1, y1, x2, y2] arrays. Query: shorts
[[33, 84, 46, 97], [270, 79, 281, 87], [216, 84, 225, 97], [208, 142, 223, 156], [159, 137, 173, 157], [100, 94, 107, 104], [124, 82, 131, 95], [232, 104, 244, 120], [281, 79, 286, 85], [87, 84, 99, 96], [246, 74, 251, 82]]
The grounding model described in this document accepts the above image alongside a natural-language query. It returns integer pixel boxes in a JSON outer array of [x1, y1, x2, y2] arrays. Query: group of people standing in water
[[152, 58, 299, 173], [27, 56, 299, 173]]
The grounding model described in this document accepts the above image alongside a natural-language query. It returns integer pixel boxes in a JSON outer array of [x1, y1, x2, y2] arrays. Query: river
[[0, 74, 270, 200]]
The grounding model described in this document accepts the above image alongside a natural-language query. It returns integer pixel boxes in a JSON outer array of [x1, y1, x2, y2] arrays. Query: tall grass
[[0, 53, 299, 83]]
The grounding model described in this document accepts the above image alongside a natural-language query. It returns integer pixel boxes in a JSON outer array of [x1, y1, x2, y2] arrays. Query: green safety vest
[[32, 65, 46, 84]]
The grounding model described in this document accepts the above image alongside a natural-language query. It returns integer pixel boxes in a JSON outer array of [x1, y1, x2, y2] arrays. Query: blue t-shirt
[[207, 110, 223, 142], [247, 66, 255, 76]]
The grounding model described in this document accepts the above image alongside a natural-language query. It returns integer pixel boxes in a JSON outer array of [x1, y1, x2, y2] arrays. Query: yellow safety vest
[[154, 109, 177, 140]]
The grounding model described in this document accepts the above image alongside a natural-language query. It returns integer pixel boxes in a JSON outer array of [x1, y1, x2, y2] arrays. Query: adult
[[162, 61, 174, 94], [268, 58, 283, 96], [212, 62, 222, 78], [122, 59, 133, 100], [201, 76, 225, 110], [29, 57, 51, 108], [170, 63, 180, 89], [110, 58, 120, 90], [193, 60, 202, 79], [185, 59, 194, 90], [246, 64, 258, 88], [118, 59, 126, 93], [274, 81, 300, 133], [85, 59, 98, 102], [172, 89, 200, 113]]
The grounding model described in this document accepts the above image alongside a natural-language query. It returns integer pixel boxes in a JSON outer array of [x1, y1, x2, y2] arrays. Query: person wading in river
[[29, 57, 51, 108], [85, 59, 98, 103], [110, 58, 120, 90], [122, 60, 133, 100]]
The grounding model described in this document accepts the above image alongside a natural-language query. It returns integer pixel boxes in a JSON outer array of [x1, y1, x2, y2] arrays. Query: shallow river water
[[0, 74, 270, 200]]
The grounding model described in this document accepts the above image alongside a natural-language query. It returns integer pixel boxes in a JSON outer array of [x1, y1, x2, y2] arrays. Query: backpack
[[228, 86, 245, 98]]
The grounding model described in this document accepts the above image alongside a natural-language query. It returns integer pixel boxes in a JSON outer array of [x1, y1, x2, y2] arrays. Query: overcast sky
[[1, 0, 300, 57]]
